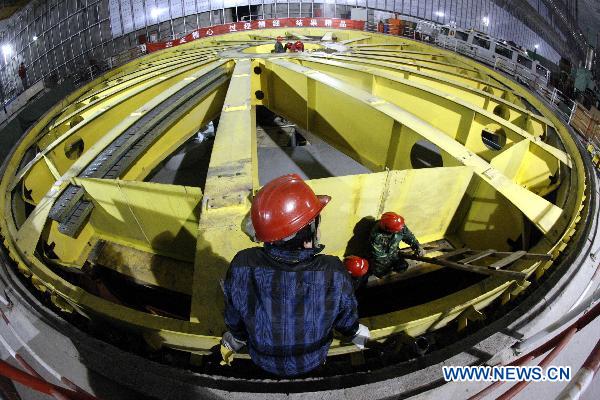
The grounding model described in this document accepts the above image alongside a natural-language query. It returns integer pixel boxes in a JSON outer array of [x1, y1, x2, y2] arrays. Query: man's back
[[224, 247, 358, 376]]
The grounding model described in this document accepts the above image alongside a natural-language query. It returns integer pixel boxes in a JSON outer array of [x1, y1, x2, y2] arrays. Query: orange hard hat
[[251, 174, 330, 243], [344, 256, 369, 278], [379, 212, 405, 233]]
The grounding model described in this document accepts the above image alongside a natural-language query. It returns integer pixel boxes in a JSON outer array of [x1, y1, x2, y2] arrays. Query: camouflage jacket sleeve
[[369, 226, 384, 256], [400, 226, 420, 251]]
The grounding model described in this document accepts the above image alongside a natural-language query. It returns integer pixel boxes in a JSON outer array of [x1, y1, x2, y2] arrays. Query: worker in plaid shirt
[[221, 174, 370, 376]]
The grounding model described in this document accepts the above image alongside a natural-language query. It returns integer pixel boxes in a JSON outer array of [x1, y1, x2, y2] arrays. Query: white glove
[[221, 331, 246, 352], [351, 324, 370, 350]]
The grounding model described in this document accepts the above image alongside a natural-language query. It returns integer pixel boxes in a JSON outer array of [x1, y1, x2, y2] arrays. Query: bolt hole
[[255, 90, 265, 100], [68, 115, 84, 129], [413, 336, 430, 355], [493, 104, 510, 120], [481, 125, 506, 151], [253, 66, 262, 75], [64, 136, 85, 160], [410, 140, 443, 168]]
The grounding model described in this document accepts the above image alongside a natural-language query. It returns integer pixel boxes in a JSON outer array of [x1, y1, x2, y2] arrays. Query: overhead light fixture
[[150, 7, 162, 19], [534, 44, 539, 49], [435, 11, 445, 17], [482, 16, 490, 27], [2, 44, 12, 64], [2, 44, 13, 56], [32, 35, 38, 41]]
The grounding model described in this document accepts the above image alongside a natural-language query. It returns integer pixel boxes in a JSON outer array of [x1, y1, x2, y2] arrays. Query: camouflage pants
[[371, 255, 409, 278]]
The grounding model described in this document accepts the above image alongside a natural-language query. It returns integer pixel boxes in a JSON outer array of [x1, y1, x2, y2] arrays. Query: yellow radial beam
[[0, 29, 587, 359]]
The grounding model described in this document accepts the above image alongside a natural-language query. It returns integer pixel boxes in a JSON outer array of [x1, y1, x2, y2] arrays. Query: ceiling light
[[2, 44, 13, 56], [150, 7, 162, 19]]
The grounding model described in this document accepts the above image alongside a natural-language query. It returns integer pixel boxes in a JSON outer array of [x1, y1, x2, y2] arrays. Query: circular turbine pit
[[0, 28, 591, 395]]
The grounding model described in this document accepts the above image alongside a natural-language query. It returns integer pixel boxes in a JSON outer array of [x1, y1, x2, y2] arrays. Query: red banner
[[143, 18, 365, 53]]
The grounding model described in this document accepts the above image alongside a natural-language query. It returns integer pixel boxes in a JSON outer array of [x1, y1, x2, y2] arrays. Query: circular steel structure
[[0, 27, 590, 383]]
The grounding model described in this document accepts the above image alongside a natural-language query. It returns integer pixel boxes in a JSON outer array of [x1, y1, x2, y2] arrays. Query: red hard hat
[[251, 174, 330, 243], [379, 212, 405, 233], [344, 256, 369, 278]]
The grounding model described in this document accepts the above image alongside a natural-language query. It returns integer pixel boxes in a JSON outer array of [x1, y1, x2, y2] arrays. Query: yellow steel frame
[[0, 29, 587, 357]]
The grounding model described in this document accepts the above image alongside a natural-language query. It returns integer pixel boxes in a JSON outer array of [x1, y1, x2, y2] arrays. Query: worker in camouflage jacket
[[369, 212, 424, 278]]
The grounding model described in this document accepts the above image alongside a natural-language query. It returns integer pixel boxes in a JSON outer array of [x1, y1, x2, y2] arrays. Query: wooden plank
[[435, 247, 472, 260], [491, 251, 552, 260], [401, 253, 527, 279], [489, 250, 527, 270], [90, 241, 193, 295], [422, 244, 453, 252], [365, 263, 443, 288], [460, 249, 496, 264]]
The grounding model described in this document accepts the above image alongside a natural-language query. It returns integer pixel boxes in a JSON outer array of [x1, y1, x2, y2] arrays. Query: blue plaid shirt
[[223, 246, 359, 376]]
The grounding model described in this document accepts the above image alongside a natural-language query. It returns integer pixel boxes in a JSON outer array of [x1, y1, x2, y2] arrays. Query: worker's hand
[[351, 324, 370, 350], [220, 331, 246, 366], [220, 345, 235, 366], [414, 246, 425, 258]]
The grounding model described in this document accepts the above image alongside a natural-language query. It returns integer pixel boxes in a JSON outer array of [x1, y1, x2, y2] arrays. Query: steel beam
[[293, 57, 565, 194], [14, 59, 229, 200], [190, 59, 257, 335], [265, 58, 563, 234], [305, 54, 554, 139], [328, 53, 516, 100]]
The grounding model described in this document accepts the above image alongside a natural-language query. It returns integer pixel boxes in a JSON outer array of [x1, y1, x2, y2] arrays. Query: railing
[[569, 102, 600, 168], [0, 79, 45, 126], [110, 46, 145, 69], [70, 60, 113, 87], [434, 35, 576, 127]]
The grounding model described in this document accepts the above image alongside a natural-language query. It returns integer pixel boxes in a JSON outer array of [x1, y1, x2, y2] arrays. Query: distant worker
[[294, 40, 304, 52], [285, 41, 294, 52], [344, 255, 369, 290], [18, 62, 27, 89], [369, 212, 424, 278], [221, 174, 370, 376], [274, 36, 285, 53]]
